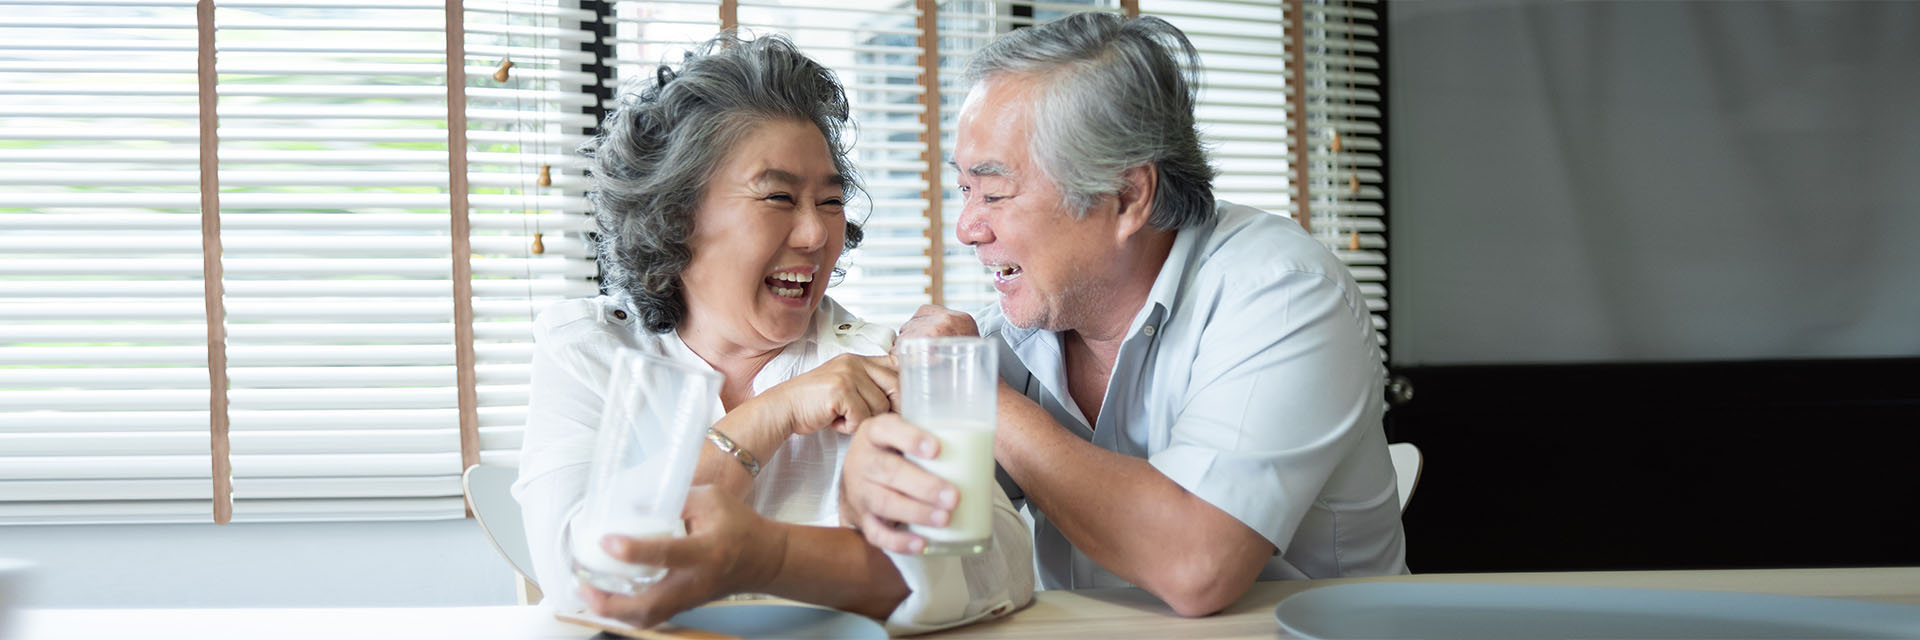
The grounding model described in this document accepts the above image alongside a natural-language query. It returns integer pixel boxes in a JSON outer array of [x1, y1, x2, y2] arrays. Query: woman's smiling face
[[676, 118, 848, 354]]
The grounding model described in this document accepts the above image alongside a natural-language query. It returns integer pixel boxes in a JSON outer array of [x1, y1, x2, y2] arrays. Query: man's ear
[[1113, 164, 1159, 242], [1113, 164, 1152, 242]]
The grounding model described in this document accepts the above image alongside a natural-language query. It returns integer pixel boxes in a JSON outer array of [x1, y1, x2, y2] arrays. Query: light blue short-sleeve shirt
[[977, 201, 1409, 589]]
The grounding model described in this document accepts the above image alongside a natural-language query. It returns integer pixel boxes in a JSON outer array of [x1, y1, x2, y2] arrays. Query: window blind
[[1295, 0, 1387, 350], [1141, 0, 1388, 351], [462, 0, 605, 471], [0, 0, 215, 525], [212, 0, 465, 523], [0, 0, 597, 524], [210, 0, 597, 522]]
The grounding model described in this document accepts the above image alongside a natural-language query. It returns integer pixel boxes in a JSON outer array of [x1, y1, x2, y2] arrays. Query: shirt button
[[1143, 324, 1157, 337], [612, 309, 628, 320]]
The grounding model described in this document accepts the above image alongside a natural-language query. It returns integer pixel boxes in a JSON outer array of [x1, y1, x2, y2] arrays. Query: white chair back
[[462, 463, 541, 603], [1388, 442, 1423, 512]]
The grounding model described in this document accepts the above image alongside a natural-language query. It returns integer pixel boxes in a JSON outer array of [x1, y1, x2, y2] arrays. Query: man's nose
[[955, 205, 993, 247]]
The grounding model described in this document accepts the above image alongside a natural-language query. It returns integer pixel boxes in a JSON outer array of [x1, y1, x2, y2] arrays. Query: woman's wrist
[[715, 398, 792, 466], [705, 427, 762, 478]]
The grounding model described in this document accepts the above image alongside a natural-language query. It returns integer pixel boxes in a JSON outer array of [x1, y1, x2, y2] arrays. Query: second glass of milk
[[569, 349, 720, 594], [896, 336, 998, 555]]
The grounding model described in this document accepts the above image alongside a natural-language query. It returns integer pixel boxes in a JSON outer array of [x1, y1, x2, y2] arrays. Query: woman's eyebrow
[[751, 168, 801, 188], [751, 168, 844, 190]]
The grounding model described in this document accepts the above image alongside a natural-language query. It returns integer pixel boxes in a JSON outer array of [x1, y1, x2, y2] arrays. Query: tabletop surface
[[18, 566, 1920, 640]]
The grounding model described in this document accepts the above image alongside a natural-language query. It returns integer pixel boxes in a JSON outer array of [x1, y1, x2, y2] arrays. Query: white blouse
[[512, 295, 1034, 634]]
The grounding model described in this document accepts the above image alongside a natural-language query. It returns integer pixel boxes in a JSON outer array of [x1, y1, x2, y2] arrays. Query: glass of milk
[[896, 336, 998, 555], [568, 349, 720, 595]]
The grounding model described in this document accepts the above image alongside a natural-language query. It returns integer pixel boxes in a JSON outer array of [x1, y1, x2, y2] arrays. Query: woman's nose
[[790, 207, 829, 251]]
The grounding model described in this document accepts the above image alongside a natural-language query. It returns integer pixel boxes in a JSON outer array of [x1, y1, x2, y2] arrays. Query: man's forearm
[[992, 389, 1192, 580], [762, 523, 910, 620], [992, 386, 1273, 616]]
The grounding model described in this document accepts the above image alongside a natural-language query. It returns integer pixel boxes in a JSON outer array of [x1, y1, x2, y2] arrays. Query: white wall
[[0, 520, 516, 608], [1387, 0, 1920, 365]]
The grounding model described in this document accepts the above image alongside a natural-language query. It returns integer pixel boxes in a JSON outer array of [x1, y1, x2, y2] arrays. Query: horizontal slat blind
[[4, 0, 599, 525], [1143, 0, 1294, 213], [213, 0, 469, 522], [1143, 0, 1386, 351], [0, 0, 215, 525], [605, 0, 719, 87], [1297, 0, 1386, 349], [464, 0, 605, 469]]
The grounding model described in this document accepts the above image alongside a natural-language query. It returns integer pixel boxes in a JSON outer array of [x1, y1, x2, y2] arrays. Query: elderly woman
[[511, 33, 1033, 634]]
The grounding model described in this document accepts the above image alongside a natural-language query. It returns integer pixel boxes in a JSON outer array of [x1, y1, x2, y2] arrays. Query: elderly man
[[838, 12, 1408, 616]]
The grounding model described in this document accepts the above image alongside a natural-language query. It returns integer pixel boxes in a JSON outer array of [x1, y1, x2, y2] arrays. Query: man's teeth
[[994, 265, 1023, 278]]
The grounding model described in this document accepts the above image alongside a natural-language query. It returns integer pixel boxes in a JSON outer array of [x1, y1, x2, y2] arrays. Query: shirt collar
[[656, 305, 830, 398], [1129, 213, 1209, 337], [988, 211, 1214, 431], [996, 211, 1211, 349]]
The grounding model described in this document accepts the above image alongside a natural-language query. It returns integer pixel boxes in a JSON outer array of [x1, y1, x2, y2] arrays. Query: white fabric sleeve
[[511, 301, 625, 613], [879, 480, 1036, 636]]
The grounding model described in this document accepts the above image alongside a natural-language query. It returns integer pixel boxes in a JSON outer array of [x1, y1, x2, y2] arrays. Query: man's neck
[[1060, 225, 1178, 426], [1068, 226, 1178, 355]]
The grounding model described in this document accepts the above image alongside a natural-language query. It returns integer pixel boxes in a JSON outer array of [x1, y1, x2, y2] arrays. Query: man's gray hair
[[581, 33, 864, 333], [964, 12, 1216, 229]]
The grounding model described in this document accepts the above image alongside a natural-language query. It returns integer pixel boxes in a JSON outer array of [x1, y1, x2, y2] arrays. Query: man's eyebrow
[[949, 161, 1013, 178]]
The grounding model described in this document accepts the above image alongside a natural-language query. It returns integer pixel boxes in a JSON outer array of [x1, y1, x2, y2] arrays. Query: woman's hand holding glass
[[580, 486, 787, 628]]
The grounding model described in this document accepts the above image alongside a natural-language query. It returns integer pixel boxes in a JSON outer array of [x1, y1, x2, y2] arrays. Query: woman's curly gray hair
[[581, 32, 864, 333]]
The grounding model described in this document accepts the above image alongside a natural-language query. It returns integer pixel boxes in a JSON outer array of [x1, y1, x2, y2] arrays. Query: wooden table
[[19, 567, 1920, 639], [935, 566, 1920, 639]]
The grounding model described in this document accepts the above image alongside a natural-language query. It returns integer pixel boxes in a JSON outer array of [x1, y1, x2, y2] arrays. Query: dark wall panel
[[1385, 358, 1920, 572]]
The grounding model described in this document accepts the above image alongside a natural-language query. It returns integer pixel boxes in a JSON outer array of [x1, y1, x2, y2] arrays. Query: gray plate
[[1274, 583, 1920, 639], [662, 603, 886, 639]]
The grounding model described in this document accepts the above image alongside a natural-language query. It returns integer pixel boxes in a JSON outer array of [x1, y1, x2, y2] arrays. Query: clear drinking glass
[[896, 336, 998, 555], [568, 349, 721, 595]]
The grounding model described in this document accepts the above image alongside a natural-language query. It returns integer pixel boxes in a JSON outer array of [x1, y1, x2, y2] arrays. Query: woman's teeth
[[768, 272, 812, 298]]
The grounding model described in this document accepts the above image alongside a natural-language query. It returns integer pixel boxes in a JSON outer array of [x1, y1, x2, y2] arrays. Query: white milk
[[570, 514, 684, 588], [905, 419, 996, 549]]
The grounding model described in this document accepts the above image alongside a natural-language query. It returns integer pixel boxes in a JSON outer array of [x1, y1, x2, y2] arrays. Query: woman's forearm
[[692, 401, 790, 499], [761, 523, 909, 620]]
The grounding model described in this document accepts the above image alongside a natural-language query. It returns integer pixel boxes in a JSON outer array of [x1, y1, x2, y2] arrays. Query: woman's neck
[[675, 325, 786, 411]]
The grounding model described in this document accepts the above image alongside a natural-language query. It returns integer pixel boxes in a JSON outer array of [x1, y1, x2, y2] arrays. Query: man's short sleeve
[[1147, 268, 1380, 553]]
